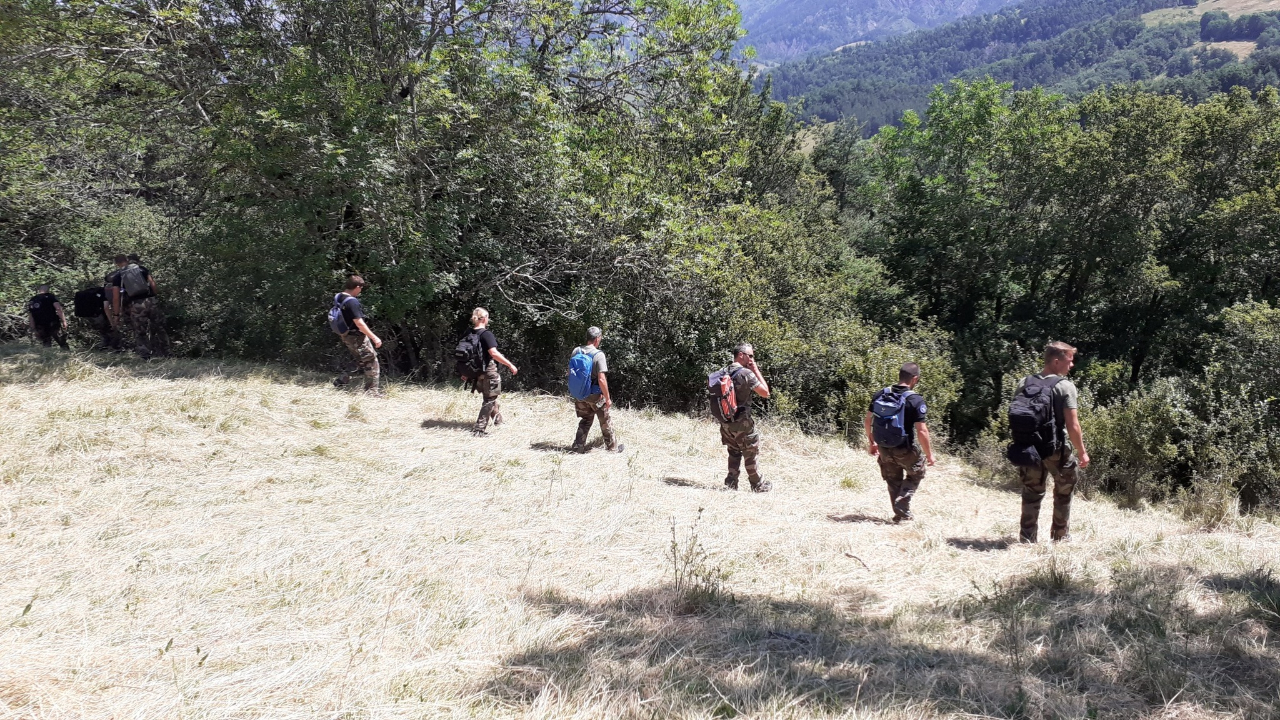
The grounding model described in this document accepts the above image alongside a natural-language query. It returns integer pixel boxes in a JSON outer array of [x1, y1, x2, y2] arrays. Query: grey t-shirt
[[1014, 373, 1079, 448]]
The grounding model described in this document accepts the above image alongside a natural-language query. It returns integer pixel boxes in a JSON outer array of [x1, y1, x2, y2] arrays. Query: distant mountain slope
[[766, 0, 1280, 131], [738, 0, 1021, 64]]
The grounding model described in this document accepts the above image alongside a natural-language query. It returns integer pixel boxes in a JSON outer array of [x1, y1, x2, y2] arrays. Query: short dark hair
[[344, 275, 366, 291], [36, 284, 50, 293], [114, 254, 128, 264], [734, 343, 754, 357], [899, 362, 921, 383]]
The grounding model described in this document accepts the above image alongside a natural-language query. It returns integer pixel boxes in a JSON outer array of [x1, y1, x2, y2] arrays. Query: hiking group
[[331, 277, 1088, 540], [27, 254, 169, 359]]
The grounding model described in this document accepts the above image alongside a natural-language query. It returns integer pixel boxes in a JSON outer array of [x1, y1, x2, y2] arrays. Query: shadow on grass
[[421, 419, 476, 431], [946, 537, 1014, 552], [662, 477, 711, 489], [826, 513, 892, 525], [0, 343, 326, 385], [530, 438, 605, 453], [475, 565, 1280, 718]]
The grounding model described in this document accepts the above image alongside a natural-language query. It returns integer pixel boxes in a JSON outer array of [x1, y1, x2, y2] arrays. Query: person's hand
[[372, 336, 382, 349], [604, 397, 613, 410], [511, 366, 519, 376], [867, 442, 879, 457], [926, 456, 936, 467], [1078, 451, 1091, 469]]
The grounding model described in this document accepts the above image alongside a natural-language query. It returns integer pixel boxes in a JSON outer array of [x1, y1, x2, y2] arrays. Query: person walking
[[111, 254, 168, 358], [864, 362, 935, 522], [330, 276, 382, 395], [567, 326, 623, 453], [1007, 341, 1091, 543], [467, 308, 518, 434], [27, 285, 68, 349], [711, 343, 771, 492]]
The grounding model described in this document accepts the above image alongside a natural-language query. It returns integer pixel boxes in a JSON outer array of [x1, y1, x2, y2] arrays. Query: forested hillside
[[737, 0, 1018, 64], [768, 0, 1280, 130], [3, 1, 1279, 512]]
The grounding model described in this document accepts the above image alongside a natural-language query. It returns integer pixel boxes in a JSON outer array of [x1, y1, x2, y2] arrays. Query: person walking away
[[567, 326, 623, 453], [27, 285, 68, 349], [1006, 341, 1091, 543], [111, 254, 168, 358], [328, 276, 382, 395], [864, 362, 935, 522], [708, 343, 771, 492], [464, 308, 517, 435], [72, 275, 118, 351]]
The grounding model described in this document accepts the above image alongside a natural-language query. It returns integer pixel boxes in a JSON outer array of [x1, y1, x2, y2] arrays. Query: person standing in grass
[[330, 275, 382, 395], [864, 362, 935, 522], [111, 254, 168, 358], [712, 343, 771, 492], [469, 308, 518, 435], [568, 326, 623, 453], [1007, 341, 1091, 543], [27, 284, 68, 349]]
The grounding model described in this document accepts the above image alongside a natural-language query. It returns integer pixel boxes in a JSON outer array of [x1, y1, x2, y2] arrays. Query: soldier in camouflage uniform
[[569, 326, 623, 453], [111, 254, 169, 358], [864, 363, 936, 522], [332, 275, 382, 395], [1013, 341, 1091, 543], [469, 308, 518, 434], [719, 343, 772, 492]]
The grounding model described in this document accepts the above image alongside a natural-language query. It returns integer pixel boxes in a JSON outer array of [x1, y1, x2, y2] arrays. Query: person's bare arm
[[863, 412, 879, 456], [916, 422, 935, 466], [148, 276, 157, 294], [55, 302, 67, 328], [598, 372, 611, 408], [748, 359, 770, 398], [1063, 408, 1090, 467], [488, 347, 518, 376], [112, 287, 121, 319], [353, 317, 381, 348]]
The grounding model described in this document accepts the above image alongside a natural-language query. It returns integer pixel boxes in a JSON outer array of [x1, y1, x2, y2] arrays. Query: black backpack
[[1006, 375, 1062, 467], [454, 328, 486, 382], [74, 288, 105, 318]]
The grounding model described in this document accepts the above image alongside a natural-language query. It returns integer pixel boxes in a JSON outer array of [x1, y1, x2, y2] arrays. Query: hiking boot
[[607, 443, 626, 453], [750, 479, 772, 493], [571, 444, 587, 454], [363, 387, 383, 397], [333, 375, 351, 388], [892, 512, 913, 524], [724, 477, 740, 491], [1051, 533, 1072, 543], [492, 412, 504, 426]]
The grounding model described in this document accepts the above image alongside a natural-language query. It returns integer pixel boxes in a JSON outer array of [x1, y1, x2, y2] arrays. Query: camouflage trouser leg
[[128, 298, 167, 356], [33, 324, 68, 349], [877, 444, 926, 519], [573, 397, 617, 450], [475, 361, 501, 432], [93, 315, 119, 350], [341, 332, 380, 391], [1019, 449, 1079, 542], [721, 422, 762, 487]]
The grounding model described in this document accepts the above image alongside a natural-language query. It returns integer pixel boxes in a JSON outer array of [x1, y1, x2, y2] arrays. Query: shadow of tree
[[478, 565, 1280, 718], [946, 537, 1014, 552], [0, 343, 325, 385]]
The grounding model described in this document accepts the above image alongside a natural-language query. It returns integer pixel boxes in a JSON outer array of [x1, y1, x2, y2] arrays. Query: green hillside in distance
[[766, 0, 1280, 131], [739, 0, 1020, 65]]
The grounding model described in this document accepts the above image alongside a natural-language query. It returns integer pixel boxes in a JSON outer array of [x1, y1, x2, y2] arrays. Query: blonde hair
[[471, 307, 490, 327], [1045, 341, 1077, 362]]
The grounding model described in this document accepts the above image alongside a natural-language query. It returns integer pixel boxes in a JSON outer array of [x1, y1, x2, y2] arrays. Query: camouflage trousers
[[128, 297, 168, 357], [475, 361, 501, 432], [877, 443, 925, 520], [340, 332, 380, 391], [90, 314, 120, 350], [1019, 447, 1079, 542], [720, 420, 762, 487], [572, 396, 617, 450], [33, 323, 68, 349]]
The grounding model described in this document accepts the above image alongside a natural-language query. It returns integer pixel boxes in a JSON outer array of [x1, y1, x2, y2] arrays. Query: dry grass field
[[1144, 0, 1280, 26], [1, 345, 1278, 719]]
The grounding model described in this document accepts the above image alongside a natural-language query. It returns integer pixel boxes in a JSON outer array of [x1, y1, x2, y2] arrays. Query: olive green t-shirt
[[1013, 374, 1079, 448]]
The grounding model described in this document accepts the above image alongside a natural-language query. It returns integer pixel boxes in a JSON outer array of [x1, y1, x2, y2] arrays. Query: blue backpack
[[328, 293, 354, 335], [567, 348, 601, 400], [871, 387, 915, 448]]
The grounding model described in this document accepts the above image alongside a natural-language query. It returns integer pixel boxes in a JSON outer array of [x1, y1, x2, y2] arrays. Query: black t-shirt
[[337, 293, 365, 332], [28, 293, 60, 325], [112, 266, 153, 303], [868, 384, 929, 442], [478, 328, 497, 363]]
